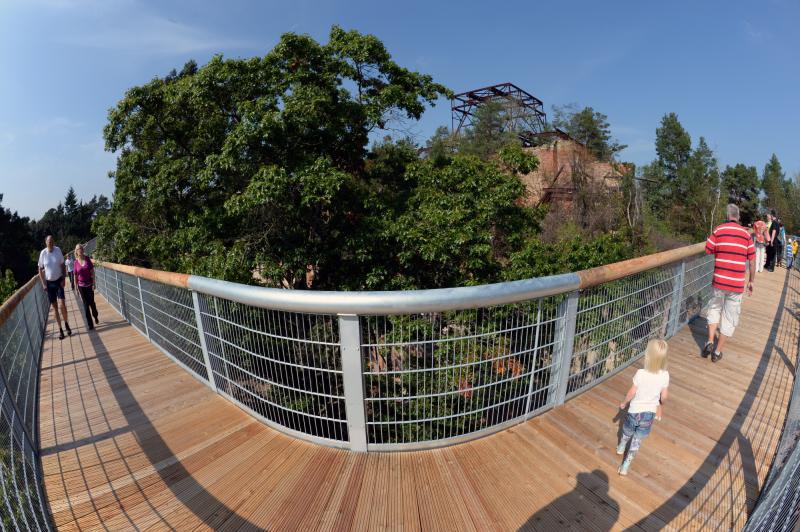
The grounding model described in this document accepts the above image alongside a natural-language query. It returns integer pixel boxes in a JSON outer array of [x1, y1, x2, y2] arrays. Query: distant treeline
[[0, 187, 109, 302]]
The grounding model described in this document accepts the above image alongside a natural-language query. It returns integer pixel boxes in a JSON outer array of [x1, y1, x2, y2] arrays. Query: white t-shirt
[[628, 368, 670, 414], [38, 247, 65, 281], [65, 257, 74, 272]]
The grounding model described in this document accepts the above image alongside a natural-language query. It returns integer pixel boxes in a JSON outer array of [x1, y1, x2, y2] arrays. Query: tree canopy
[[551, 104, 626, 161]]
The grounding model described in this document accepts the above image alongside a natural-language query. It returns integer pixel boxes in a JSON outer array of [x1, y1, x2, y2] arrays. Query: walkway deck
[[38, 268, 798, 531]]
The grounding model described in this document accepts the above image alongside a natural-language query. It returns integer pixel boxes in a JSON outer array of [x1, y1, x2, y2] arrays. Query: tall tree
[[96, 26, 453, 288], [551, 104, 626, 161], [0, 194, 36, 285], [762, 154, 789, 222], [655, 112, 691, 179], [721, 163, 760, 226]]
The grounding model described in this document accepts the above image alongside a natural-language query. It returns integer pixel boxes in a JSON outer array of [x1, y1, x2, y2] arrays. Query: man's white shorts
[[706, 288, 743, 337]]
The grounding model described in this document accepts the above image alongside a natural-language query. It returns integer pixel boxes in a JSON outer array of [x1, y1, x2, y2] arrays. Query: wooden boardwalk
[[38, 268, 798, 531]]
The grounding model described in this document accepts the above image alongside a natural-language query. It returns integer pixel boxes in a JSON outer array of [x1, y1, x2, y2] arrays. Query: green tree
[[0, 195, 36, 285], [551, 104, 626, 161], [0, 269, 16, 304], [721, 163, 760, 226], [96, 26, 451, 288], [457, 101, 518, 160], [675, 137, 720, 238], [762, 154, 789, 222], [655, 112, 691, 179]]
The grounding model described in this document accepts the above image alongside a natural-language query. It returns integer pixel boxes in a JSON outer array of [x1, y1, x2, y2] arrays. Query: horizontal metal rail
[[92, 240, 715, 452]]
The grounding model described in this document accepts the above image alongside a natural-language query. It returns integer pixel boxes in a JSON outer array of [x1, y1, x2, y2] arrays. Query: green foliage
[[97, 26, 450, 288], [31, 187, 109, 260], [391, 155, 534, 288], [504, 230, 636, 280], [655, 112, 691, 178], [498, 142, 539, 174], [0, 269, 16, 304], [721, 163, 760, 225], [0, 194, 37, 285], [762, 154, 789, 218], [551, 104, 626, 161], [457, 101, 518, 160]]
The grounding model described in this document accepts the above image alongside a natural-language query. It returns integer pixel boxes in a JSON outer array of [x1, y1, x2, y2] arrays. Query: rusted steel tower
[[450, 82, 548, 147]]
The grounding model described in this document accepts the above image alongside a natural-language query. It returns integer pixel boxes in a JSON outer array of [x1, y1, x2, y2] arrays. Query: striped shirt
[[705, 221, 755, 293]]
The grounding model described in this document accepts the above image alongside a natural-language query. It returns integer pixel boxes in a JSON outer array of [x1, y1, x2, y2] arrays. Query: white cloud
[[62, 13, 253, 55], [744, 20, 770, 42], [9, 0, 255, 56]]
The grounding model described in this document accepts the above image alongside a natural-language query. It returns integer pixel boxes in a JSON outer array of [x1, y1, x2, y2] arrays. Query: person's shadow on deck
[[519, 470, 619, 531]]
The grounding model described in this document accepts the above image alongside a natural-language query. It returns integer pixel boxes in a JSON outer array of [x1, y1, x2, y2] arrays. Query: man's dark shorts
[[46, 278, 65, 304]]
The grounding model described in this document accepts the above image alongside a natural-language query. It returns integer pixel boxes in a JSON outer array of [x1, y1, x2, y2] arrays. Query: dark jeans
[[67, 271, 74, 290], [766, 244, 776, 270], [78, 285, 98, 326]]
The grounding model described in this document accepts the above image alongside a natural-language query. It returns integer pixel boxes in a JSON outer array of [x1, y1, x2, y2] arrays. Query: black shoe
[[88, 325, 95, 331], [94, 316, 99, 325], [711, 351, 723, 363], [65, 323, 72, 336], [58, 329, 65, 340], [701, 342, 714, 358]]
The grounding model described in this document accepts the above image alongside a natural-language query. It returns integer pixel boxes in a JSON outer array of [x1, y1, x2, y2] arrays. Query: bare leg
[[58, 298, 69, 326], [51, 302, 62, 328], [716, 333, 729, 354], [707, 323, 718, 345]]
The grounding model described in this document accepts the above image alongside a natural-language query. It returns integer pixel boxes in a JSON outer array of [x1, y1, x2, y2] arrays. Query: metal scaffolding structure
[[451, 82, 548, 147]]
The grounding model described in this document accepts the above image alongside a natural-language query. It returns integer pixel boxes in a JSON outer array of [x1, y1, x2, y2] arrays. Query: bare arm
[[619, 385, 637, 409], [748, 258, 756, 294], [39, 267, 46, 288]]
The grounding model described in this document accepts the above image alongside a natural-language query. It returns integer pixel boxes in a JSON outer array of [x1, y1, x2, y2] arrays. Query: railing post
[[551, 289, 580, 407], [114, 269, 126, 319], [191, 291, 217, 392], [338, 314, 367, 452], [668, 259, 686, 338], [137, 277, 150, 341]]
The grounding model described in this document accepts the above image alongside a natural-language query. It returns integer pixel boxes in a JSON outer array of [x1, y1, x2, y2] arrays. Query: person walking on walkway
[[792, 239, 799, 270], [753, 216, 768, 272], [38, 235, 72, 340], [65, 255, 75, 291], [777, 219, 786, 268], [765, 212, 780, 272], [73, 244, 99, 330], [702, 204, 755, 363], [617, 338, 670, 475]]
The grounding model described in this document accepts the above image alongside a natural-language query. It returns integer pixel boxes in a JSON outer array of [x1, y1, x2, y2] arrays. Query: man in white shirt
[[38, 235, 71, 339]]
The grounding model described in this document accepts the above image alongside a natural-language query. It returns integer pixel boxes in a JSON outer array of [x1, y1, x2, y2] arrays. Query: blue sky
[[1, 0, 798, 219]]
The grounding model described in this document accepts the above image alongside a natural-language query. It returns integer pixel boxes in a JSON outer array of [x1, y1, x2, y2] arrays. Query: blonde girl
[[616, 338, 669, 475]]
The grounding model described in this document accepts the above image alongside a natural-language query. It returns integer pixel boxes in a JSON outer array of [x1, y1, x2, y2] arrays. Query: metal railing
[[92, 241, 714, 452], [744, 333, 800, 531], [0, 276, 53, 531]]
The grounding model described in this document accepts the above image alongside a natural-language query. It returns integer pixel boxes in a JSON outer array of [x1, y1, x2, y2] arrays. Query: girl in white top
[[616, 338, 670, 475]]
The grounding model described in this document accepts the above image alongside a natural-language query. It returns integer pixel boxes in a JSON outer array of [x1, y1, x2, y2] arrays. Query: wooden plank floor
[[38, 267, 799, 531]]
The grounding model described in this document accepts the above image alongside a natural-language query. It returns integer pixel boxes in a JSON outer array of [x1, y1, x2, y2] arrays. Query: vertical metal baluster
[[668, 259, 686, 338], [191, 291, 217, 392], [338, 314, 367, 451], [551, 290, 580, 407]]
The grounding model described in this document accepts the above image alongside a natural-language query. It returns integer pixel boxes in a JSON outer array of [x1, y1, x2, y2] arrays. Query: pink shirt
[[73, 257, 94, 287]]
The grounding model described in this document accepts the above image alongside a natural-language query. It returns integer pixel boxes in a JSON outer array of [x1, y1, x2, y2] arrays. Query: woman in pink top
[[73, 244, 99, 330]]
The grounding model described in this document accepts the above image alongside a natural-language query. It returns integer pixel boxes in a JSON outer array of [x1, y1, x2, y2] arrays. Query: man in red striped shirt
[[702, 204, 755, 363]]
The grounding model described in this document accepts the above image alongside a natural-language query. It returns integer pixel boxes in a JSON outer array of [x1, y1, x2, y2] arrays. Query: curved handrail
[[91, 238, 716, 453], [97, 240, 704, 315]]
